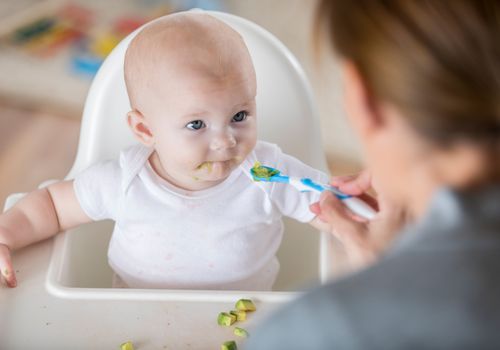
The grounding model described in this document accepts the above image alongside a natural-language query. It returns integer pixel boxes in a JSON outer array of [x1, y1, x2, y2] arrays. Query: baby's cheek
[[179, 146, 207, 170], [169, 135, 204, 158], [239, 133, 257, 156]]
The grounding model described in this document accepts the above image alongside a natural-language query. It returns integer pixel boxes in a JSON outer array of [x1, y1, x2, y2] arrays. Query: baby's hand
[[0, 243, 17, 288]]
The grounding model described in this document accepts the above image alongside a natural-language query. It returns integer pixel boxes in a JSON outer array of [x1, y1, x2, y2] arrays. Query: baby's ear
[[127, 110, 154, 146]]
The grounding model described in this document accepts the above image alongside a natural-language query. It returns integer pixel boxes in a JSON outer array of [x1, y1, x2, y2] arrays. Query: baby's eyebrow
[[181, 110, 208, 120], [180, 99, 255, 120], [231, 99, 254, 110]]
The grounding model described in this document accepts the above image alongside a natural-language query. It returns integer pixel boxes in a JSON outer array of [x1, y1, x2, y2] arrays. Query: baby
[[0, 12, 328, 290]]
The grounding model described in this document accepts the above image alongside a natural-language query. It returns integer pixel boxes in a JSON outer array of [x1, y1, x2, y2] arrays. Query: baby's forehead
[[126, 13, 250, 79], [124, 13, 255, 109]]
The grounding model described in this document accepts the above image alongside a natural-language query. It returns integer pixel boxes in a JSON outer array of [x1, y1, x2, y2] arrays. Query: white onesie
[[73, 140, 328, 290]]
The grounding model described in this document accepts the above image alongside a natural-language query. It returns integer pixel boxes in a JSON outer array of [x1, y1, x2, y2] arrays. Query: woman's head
[[316, 0, 500, 210]]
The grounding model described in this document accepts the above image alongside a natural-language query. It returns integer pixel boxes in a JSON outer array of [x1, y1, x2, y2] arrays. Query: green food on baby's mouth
[[251, 162, 278, 180], [197, 161, 213, 173]]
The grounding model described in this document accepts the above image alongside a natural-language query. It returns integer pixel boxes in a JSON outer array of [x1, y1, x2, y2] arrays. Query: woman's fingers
[[318, 192, 380, 268], [356, 193, 379, 212], [317, 192, 367, 243], [0, 244, 17, 288], [335, 170, 372, 196], [329, 174, 356, 186], [309, 202, 321, 216], [330, 171, 379, 212]]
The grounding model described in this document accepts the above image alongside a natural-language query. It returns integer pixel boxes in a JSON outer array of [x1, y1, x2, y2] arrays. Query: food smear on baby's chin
[[192, 176, 200, 181], [197, 161, 213, 173]]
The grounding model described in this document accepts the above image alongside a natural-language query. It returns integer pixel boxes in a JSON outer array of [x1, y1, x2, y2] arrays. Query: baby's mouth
[[196, 161, 214, 172], [196, 157, 241, 173]]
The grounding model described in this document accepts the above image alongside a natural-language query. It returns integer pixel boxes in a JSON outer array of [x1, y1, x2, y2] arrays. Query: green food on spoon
[[251, 162, 278, 180]]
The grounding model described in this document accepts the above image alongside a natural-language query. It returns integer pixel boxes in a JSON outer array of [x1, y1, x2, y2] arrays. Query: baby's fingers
[[0, 244, 17, 288]]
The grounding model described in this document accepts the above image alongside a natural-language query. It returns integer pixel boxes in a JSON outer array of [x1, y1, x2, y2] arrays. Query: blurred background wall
[[0, 0, 362, 207]]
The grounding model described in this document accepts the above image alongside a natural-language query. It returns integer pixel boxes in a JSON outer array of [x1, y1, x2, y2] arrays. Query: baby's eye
[[232, 111, 248, 123], [186, 120, 206, 130]]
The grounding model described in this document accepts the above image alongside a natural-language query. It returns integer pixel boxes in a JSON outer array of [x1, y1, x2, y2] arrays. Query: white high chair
[[5, 10, 332, 304]]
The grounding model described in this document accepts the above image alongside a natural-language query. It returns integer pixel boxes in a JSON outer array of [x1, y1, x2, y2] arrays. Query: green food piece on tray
[[221, 340, 238, 350], [218, 312, 237, 326], [235, 299, 256, 312], [120, 341, 134, 350], [230, 309, 247, 321], [234, 327, 249, 338]]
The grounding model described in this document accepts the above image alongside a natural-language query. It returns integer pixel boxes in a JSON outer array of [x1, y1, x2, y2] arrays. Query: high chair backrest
[[67, 10, 327, 179]]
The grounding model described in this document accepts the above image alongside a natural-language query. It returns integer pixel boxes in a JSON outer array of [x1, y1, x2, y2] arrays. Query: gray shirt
[[246, 185, 500, 350]]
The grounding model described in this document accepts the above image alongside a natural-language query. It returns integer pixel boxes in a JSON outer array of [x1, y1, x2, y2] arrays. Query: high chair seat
[[2, 10, 333, 348]]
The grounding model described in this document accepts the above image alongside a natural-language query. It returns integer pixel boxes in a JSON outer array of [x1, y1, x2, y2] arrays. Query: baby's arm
[[0, 181, 91, 287]]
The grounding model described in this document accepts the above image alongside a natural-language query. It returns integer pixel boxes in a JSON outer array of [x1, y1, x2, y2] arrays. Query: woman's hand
[[0, 243, 17, 288], [310, 171, 409, 269]]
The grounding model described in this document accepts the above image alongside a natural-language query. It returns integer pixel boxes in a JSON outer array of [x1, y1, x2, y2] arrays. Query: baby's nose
[[210, 132, 237, 151]]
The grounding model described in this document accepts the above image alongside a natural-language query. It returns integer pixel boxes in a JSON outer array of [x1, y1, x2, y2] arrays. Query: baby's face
[[125, 13, 258, 191], [143, 66, 257, 190]]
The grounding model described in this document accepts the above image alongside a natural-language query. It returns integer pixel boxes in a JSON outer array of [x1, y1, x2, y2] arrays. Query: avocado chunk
[[234, 327, 249, 338], [221, 340, 238, 350], [120, 341, 134, 350], [229, 310, 247, 321], [218, 312, 237, 326], [235, 299, 256, 312]]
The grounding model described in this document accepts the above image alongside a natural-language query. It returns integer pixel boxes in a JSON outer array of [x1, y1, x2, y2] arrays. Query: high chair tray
[[0, 238, 278, 349], [0, 225, 334, 349]]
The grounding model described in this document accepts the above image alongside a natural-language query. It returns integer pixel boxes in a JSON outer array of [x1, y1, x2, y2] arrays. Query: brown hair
[[315, 0, 500, 150]]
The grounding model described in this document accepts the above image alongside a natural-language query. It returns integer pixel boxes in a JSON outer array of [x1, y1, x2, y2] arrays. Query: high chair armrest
[[3, 179, 60, 213]]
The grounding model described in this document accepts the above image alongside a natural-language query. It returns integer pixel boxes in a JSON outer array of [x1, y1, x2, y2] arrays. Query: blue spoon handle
[[298, 178, 377, 220]]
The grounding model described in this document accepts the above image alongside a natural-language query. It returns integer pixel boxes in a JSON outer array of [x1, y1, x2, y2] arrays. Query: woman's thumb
[[318, 191, 352, 223], [337, 170, 372, 196], [318, 191, 366, 241]]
